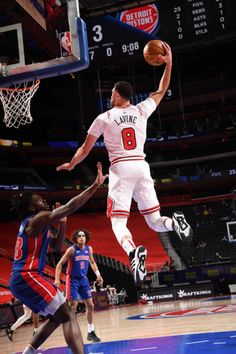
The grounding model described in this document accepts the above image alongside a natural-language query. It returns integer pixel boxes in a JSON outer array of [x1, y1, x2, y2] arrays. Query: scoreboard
[[85, 0, 236, 67], [158, 0, 236, 49], [85, 15, 156, 66]]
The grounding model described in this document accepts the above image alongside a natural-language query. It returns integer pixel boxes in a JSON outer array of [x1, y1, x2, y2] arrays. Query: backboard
[[0, 23, 25, 70], [0, 0, 89, 86]]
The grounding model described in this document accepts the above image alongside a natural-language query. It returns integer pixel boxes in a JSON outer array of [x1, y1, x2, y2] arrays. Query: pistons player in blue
[[55, 229, 103, 343], [9, 162, 107, 354]]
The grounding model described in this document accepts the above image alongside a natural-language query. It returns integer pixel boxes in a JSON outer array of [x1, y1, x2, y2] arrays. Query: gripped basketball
[[143, 40, 166, 66]]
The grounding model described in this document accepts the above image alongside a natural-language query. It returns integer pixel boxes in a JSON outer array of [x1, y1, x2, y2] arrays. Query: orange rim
[[0, 79, 40, 92]]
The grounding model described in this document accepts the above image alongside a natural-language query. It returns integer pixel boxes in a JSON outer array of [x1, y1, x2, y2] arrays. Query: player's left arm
[[50, 202, 67, 253], [53, 216, 67, 253], [89, 246, 103, 287], [150, 42, 172, 106]]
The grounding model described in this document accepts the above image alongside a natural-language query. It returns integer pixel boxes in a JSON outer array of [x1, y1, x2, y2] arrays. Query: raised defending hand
[[95, 162, 109, 186]]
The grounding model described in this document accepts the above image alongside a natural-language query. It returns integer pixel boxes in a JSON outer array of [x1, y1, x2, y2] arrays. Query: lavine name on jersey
[[114, 115, 137, 126]]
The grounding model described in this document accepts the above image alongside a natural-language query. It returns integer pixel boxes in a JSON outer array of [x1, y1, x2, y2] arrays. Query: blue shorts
[[66, 276, 91, 301], [10, 271, 57, 314]]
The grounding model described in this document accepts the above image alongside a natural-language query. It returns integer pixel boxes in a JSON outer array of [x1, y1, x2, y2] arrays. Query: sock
[[22, 344, 36, 354], [163, 217, 174, 231], [122, 239, 136, 256], [88, 323, 95, 333]]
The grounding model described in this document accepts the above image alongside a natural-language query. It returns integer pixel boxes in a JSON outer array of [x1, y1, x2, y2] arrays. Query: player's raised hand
[[161, 42, 172, 65], [95, 162, 108, 186]]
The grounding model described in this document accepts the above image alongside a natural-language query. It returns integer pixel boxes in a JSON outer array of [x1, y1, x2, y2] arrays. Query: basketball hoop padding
[[0, 80, 40, 128]]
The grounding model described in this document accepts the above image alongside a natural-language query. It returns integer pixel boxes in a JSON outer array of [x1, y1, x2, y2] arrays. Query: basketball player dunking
[[57, 42, 193, 285]]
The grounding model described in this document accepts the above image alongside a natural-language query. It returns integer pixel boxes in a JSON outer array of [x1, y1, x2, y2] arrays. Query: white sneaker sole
[[131, 246, 147, 285], [172, 212, 193, 243]]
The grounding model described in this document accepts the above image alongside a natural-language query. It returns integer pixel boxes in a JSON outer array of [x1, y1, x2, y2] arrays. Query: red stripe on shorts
[[21, 271, 56, 303]]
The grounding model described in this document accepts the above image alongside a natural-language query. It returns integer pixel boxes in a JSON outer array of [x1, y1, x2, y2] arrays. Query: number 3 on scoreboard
[[121, 128, 137, 150]]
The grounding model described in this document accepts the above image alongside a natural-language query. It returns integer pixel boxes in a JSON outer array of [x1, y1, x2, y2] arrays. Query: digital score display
[[158, 0, 236, 49], [85, 0, 236, 67], [85, 15, 156, 66]]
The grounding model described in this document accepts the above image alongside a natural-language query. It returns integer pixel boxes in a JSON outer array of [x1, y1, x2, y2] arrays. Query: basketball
[[143, 40, 166, 66]]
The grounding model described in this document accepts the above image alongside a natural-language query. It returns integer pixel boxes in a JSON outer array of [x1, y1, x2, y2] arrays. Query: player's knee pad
[[111, 217, 131, 245], [22, 307, 32, 320], [25, 312, 32, 321], [144, 211, 161, 231], [20, 312, 31, 322]]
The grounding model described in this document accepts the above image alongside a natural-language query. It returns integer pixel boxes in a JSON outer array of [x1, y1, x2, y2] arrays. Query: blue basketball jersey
[[67, 244, 90, 278], [12, 216, 51, 272]]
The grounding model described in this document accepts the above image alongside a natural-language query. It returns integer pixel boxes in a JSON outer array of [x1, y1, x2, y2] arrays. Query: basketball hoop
[[0, 80, 40, 128]]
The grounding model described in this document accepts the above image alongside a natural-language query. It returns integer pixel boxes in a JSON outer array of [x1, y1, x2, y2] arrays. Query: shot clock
[[121, 42, 140, 54]]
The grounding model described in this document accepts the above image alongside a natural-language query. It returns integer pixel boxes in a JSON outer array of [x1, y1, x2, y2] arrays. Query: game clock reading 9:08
[[122, 42, 139, 53]]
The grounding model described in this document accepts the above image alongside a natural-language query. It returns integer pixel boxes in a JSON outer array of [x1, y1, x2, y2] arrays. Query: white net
[[0, 80, 40, 128]]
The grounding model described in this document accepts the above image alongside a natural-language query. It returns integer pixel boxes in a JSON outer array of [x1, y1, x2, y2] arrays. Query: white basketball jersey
[[88, 97, 156, 163]]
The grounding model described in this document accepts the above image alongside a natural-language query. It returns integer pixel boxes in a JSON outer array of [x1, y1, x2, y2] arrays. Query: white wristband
[[95, 270, 101, 277]]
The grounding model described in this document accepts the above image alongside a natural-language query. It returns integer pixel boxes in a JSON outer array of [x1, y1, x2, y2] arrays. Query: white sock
[[122, 239, 136, 256], [22, 344, 36, 354], [163, 217, 174, 231], [88, 323, 95, 333]]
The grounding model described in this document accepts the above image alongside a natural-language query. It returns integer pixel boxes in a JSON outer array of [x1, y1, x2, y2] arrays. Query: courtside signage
[[138, 284, 213, 303], [176, 288, 212, 299], [140, 292, 174, 302], [128, 304, 236, 320], [117, 4, 160, 35]]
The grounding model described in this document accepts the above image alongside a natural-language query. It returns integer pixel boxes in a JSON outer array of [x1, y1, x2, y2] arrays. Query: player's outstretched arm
[[57, 134, 97, 171], [26, 162, 108, 236], [48, 162, 107, 222], [150, 42, 172, 106], [50, 202, 68, 253]]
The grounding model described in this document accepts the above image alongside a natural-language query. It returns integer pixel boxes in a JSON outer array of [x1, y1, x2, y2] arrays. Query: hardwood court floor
[[1, 295, 236, 353]]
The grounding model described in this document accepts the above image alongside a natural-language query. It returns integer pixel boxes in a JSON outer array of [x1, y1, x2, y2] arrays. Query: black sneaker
[[87, 331, 101, 342], [129, 246, 147, 285], [6, 328, 14, 341], [172, 211, 193, 244]]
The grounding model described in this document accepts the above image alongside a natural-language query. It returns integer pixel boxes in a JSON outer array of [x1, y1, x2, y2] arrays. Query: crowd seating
[[162, 195, 236, 267]]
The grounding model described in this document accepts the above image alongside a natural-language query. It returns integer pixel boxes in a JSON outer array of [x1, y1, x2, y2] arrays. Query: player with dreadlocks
[[9, 162, 107, 354]]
